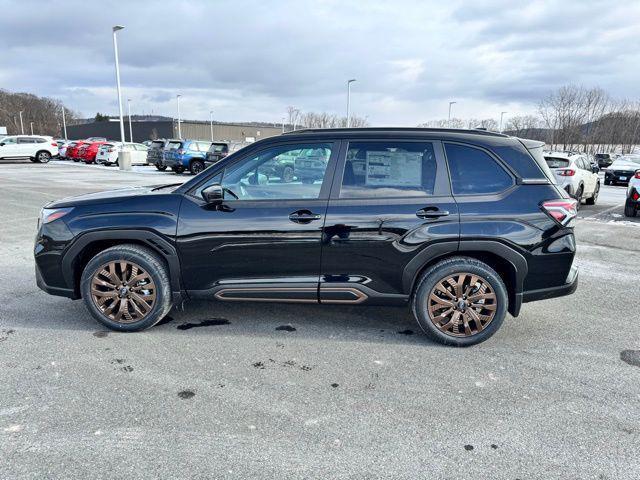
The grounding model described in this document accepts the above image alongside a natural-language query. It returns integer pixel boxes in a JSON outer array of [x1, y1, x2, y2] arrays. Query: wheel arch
[[62, 230, 183, 301], [404, 240, 527, 317]]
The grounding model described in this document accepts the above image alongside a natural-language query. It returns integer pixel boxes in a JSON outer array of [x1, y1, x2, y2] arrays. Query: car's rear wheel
[[190, 159, 205, 175], [36, 151, 51, 163], [80, 244, 173, 331], [586, 182, 599, 205], [155, 163, 167, 171], [574, 185, 583, 210], [412, 257, 508, 346], [625, 199, 637, 217]]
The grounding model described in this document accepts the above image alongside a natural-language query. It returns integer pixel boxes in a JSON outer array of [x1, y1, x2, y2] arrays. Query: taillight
[[633, 191, 640, 201], [51, 142, 57, 147], [541, 199, 578, 226], [557, 169, 575, 176]]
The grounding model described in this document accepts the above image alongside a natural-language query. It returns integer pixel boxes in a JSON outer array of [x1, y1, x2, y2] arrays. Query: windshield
[[167, 141, 182, 150], [209, 144, 227, 153], [619, 156, 640, 165], [544, 157, 570, 168]]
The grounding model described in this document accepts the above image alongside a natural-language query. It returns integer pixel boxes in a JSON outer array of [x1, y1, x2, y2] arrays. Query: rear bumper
[[522, 264, 578, 303]]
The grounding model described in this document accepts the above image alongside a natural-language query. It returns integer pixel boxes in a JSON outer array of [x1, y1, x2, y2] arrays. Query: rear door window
[[445, 143, 513, 195], [167, 141, 183, 150], [338, 141, 438, 198]]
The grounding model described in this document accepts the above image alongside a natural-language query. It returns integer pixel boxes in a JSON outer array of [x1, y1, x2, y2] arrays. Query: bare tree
[[0, 89, 77, 136]]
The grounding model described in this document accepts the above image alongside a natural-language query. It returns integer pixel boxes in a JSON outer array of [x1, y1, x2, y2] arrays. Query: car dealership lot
[[1, 162, 639, 479]]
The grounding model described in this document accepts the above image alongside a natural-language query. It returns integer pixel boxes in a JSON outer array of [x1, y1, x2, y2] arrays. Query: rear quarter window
[[445, 143, 513, 195]]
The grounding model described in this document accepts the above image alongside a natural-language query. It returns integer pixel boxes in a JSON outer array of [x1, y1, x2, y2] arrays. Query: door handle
[[289, 210, 322, 223], [416, 207, 449, 219]]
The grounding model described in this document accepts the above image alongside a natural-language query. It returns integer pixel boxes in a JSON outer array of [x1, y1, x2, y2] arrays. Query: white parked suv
[[95, 142, 149, 166], [623, 156, 640, 217], [544, 152, 600, 206], [0, 135, 59, 163]]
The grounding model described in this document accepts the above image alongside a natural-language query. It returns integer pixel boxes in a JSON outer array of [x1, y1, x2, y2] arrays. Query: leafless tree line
[[286, 106, 369, 131], [419, 85, 640, 154], [0, 89, 77, 136]]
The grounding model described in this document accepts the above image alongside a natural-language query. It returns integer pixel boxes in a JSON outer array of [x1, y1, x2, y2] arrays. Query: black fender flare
[[61, 229, 182, 298]]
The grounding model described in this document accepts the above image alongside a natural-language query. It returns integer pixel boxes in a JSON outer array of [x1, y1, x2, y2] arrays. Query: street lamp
[[112, 25, 126, 144], [209, 110, 214, 141], [448, 101, 457, 125], [176, 95, 182, 139], [346, 79, 356, 128], [30, 122, 34, 135], [19, 111, 24, 134], [281, 117, 285, 134], [500, 111, 508, 132], [127, 98, 133, 142], [61, 106, 68, 140]]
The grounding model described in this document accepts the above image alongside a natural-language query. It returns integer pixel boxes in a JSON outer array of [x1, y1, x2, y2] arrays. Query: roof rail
[[283, 127, 510, 138]]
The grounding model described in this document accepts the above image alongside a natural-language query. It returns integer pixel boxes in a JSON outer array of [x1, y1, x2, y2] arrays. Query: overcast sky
[[1, 0, 638, 125]]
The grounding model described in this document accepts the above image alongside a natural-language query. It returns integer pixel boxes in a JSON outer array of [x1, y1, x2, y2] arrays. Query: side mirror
[[201, 184, 224, 204]]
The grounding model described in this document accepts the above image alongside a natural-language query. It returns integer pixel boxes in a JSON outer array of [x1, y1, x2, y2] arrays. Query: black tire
[[80, 244, 173, 332], [574, 186, 583, 210], [155, 163, 167, 171], [604, 178, 611, 186], [282, 165, 294, 183], [36, 151, 51, 163], [625, 199, 638, 218], [172, 166, 184, 174], [301, 177, 315, 184], [73, 158, 79, 162], [586, 182, 599, 205], [190, 159, 205, 175], [411, 257, 508, 347]]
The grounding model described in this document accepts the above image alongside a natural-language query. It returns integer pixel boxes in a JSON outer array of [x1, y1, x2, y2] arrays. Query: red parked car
[[80, 141, 108, 163], [66, 140, 88, 161]]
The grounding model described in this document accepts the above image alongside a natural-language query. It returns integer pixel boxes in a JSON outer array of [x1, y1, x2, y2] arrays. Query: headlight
[[40, 207, 74, 225]]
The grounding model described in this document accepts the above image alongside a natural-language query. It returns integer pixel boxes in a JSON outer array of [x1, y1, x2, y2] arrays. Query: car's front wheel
[[586, 182, 599, 205], [80, 244, 173, 331], [411, 257, 508, 346], [36, 151, 51, 163], [625, 199, 637, 217]]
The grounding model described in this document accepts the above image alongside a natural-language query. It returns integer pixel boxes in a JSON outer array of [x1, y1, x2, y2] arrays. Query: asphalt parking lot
[[1, 160, 639, 479]]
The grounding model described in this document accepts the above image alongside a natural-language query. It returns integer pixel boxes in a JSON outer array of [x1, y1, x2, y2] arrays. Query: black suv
[[35, 128, 579, 346]]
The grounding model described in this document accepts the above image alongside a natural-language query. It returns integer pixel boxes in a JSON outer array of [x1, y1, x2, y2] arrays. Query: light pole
[[127, 98, 133, 142], [61, 106, 68, 140], [281, 117, 285, 134], [448, 101, 457, 125], [209, 110, 214, 141], [112, 25, 126, 144], [30, 122, 34, 135], [19, 111, 24, 134], [176, 94, 182, 139], [500, 111, 507, 132], [346, 79, 356, 128]]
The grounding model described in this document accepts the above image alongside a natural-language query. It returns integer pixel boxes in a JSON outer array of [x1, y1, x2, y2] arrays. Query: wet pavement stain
[[464, 445, 474, 451], [177, 318, 230, 330], [252, 362, 265, 369], [93, 331, 109, 338], [0, 329, 15, 342], [331, 383, 339, 388], [397, 329, 415, 335], [178, 390, 195, 399], [121, 365, 133, 373], [491, 444, 498, 449], [275, 325, 296, 332], [620, 350, 640, 367]]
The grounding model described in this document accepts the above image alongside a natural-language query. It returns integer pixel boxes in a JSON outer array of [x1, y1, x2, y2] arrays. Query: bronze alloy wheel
[[427, 272, 497, 337], [90, 261, 157, 324]]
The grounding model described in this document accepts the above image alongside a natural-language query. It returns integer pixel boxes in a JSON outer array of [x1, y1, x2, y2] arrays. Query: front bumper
[[35, 263, 77, 299], [522, 264, 578, 303]]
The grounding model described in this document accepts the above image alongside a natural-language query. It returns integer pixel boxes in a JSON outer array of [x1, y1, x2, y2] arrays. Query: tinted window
[[339, 141, 437, 198], [18, 137, 36, 144], [545, 157, 570, 168], [2, 137, 17, 144], [445, 143, 513, 195], [216, 143, 333, 200], [167, 141, 182, 150]]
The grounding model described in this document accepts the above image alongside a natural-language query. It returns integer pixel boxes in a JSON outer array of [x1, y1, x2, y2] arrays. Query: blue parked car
[[162, 139, 213, 174]]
